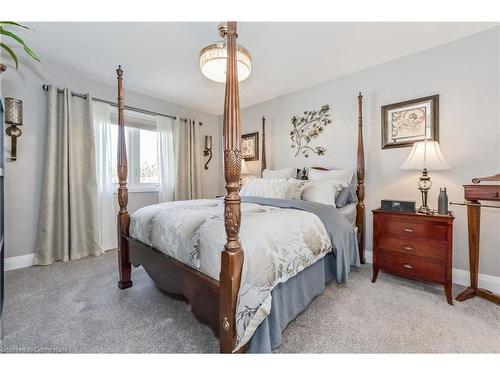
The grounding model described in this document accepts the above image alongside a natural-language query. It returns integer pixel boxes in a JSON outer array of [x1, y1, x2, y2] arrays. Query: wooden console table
[[454, 173, 500, 304]]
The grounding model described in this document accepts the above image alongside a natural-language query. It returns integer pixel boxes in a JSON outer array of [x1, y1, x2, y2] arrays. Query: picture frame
[[381, 95, 439, 149], [241, 132, 259, 161]]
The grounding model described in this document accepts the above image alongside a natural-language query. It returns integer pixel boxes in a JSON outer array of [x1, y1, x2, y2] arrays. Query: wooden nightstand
[[372, 209, 455, 305]]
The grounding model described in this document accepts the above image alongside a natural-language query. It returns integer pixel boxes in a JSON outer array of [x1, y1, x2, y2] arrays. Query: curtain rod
[[41, 85, 203, 125]]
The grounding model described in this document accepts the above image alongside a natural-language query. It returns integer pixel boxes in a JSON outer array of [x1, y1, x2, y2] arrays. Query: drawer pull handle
[[403, 246, 414, 251], [403, 228, 414, 233], [403, 264, 413, 269]]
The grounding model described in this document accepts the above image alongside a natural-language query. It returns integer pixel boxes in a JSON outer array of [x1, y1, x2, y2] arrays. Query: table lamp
[[401, 140, 450, 214]]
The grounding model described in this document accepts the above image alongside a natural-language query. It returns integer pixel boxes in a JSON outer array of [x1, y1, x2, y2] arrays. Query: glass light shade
[[401, 140, 450, 171], [205, 135, 212, 151], [241, 159, 250, 175], [199, 41, 252, 83]]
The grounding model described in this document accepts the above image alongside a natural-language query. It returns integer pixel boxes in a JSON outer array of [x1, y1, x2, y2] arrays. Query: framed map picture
[[241, 132, 259, 161], [381, 95, 439, 149]]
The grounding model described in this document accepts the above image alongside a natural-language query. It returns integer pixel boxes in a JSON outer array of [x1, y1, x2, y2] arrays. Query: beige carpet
[[1, 250, 499, 353]]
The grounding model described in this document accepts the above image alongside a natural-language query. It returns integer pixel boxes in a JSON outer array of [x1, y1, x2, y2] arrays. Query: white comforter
[[130, 199, 331, 350]]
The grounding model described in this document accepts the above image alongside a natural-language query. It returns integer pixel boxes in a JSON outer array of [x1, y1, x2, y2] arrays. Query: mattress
[[129, 198, 360, 350]]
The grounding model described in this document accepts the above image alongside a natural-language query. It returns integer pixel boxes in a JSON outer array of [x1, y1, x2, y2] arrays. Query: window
[[110, 110, 159, 191], [139, 129, 159, 184]]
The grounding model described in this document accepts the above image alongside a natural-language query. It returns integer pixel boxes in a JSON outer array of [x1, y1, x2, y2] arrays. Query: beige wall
[[1, 61, 223, 258], [239, 28, 500, 278]]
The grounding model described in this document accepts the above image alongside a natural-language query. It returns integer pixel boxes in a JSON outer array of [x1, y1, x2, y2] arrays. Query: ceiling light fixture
[[199, 23, 252, 83]]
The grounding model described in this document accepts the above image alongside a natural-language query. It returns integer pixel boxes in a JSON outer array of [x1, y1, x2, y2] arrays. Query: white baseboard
[[365, 250, 500, 294], [365, 250, 373, 264], [4, 248, 116, 272], [452, 268, 500, 294], [5, 253, 35, 271]]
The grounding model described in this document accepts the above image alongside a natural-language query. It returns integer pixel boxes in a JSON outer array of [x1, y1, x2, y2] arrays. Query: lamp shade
[[241, 159, 250, 175], [401, 140, 450, 171], [199, 41, 252, 83]]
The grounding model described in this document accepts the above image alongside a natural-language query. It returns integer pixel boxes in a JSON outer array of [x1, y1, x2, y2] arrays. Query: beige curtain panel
[[35, 87, 103, 265], [174, 118, 202, 200]]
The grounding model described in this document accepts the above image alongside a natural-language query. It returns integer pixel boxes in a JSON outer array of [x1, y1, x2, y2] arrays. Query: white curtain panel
[[35, 87, 103, 265], [174, 118, 202, 200], [93, 101, 117, 250], [156, 116, 175, 202]]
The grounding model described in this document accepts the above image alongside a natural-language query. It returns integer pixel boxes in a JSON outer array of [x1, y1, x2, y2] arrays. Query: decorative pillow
[[335, 184, 358, 208], [301, 179, 349, 207], [241, 175, 257, 187], [240, 178, 290, 199], [285, 178, 310, 200], [262, 167, 296, 179], [308, 168, 354, 184]]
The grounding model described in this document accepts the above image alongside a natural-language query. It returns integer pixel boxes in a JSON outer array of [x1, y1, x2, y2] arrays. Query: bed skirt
[[248, 252, 337, 353]]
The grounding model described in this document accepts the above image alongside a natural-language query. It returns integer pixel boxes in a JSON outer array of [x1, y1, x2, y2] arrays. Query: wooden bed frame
[[116, 22, 366, 353]]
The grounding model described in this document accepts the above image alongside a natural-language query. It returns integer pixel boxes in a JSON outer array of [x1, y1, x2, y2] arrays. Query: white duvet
[[130, 199, 332, 351]]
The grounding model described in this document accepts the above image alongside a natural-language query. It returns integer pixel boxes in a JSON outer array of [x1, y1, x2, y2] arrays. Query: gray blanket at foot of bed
[[249, 252, 337, 353]]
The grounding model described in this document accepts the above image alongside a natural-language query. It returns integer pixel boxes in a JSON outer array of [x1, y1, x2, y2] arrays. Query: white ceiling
[[20, 22, 498, 115]]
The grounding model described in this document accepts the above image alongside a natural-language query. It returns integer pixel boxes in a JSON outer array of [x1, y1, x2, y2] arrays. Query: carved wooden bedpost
[[261, 116, 266, 174], [355, 92, 366, 264], [116, 65, 132, 289], [219, 21, 244, 354]]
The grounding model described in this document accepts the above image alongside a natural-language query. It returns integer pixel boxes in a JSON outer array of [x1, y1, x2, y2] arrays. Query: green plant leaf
[[0, 21, 30, 29], [0, 27, 40, 62], [0, 42, 19, 68]]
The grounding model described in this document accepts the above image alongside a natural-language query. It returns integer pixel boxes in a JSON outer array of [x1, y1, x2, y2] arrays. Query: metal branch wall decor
[[290, 104, 331, 158]]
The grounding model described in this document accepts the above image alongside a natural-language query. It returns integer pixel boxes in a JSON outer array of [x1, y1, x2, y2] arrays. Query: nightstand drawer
[[378, 250, 446, 283], [378, 236, 446, 264], [377, 219, 447, 241]]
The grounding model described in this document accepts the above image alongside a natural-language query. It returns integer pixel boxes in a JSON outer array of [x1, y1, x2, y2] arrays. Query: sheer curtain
[[35, 87, 103, 265], [156, 116, 175, 202], [93, 101, 116, 250]]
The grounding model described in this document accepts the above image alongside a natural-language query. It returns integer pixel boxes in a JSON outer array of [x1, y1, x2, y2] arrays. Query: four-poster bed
[[116, 21, 366, 353]]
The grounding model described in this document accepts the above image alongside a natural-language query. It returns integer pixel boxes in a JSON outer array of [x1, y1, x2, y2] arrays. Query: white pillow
[[301, 179, 349, 207], [262, 167, 296, 179], [308, 168, 354, 183], [240, 178, 290, 199]]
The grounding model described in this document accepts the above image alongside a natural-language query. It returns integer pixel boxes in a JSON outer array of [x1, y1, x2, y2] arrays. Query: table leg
[[372, 267, 379, 283], [456, 200, 480, 302], [445, 282, 453, 305]]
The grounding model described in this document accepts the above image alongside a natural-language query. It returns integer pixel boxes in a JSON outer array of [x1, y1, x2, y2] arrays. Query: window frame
[[110, 110, 160, 193]]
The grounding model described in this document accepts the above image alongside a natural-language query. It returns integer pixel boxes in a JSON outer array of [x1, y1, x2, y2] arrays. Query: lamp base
[[417, 168, 432, 214], [418, 205, 432, 214]]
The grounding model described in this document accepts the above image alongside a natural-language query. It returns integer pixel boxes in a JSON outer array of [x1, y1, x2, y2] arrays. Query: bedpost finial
[[358, 92, 363, 102], [117, 65, 123, 78]]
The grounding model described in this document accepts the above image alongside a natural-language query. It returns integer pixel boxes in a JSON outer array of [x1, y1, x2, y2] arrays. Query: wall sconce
[[5, 98, 23, 161], [203, 135, 213, 169]]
